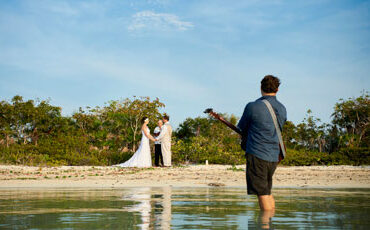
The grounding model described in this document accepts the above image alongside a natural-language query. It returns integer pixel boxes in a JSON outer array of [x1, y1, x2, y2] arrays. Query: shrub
[[172, 136, 245, 165]]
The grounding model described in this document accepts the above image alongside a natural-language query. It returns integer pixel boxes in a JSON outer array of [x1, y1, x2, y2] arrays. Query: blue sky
[[0, 0, 369, 128]]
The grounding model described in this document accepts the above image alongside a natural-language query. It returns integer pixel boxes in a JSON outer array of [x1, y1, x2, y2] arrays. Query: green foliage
[[175, 117, 214, 140], [283, 110, 329, 152], [280, 147, 370, 166], [0, 93, 369, 166], [73, 96, 164, 152], [332, 92, 369, 148], [0, 96, 165, 166], [173, 115, 245, 165], [336, 147, 370, 165], [227, 165, 244, 171], [0, 95, 64, 147]]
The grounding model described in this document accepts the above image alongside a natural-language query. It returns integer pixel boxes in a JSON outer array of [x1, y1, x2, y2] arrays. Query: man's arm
[[156, 125, 167, 141], [237, 103, 252, 135], [277, 106, 287, 131]]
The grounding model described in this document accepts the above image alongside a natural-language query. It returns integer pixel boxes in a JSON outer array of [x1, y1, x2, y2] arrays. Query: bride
[[115, 117, 156, 168]]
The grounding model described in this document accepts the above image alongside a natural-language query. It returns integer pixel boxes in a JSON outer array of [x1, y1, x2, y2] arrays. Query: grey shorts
[[246, 154, 278, 196]]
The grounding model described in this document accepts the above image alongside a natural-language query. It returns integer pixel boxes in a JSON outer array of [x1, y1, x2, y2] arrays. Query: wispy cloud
[[146, 0, 170, 7], [128, 10, 194, 31]]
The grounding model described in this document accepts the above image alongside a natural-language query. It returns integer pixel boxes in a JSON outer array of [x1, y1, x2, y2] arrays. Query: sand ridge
[[0, 165, 369, 188]]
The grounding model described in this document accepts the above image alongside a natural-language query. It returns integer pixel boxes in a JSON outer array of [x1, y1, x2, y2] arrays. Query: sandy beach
[[0, 165, 369, 189]]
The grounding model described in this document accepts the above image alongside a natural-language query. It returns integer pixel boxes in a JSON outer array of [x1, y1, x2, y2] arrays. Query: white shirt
[[154, 126, 161, 144]]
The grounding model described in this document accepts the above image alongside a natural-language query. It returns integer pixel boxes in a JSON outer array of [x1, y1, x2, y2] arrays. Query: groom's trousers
[[155, 144, 164, 166]]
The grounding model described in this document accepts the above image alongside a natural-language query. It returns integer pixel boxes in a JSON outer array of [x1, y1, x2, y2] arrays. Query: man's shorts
[[246, 154, 278, 196]]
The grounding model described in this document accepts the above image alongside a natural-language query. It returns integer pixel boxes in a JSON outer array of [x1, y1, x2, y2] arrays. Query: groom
[[155, 115, 173, 167]]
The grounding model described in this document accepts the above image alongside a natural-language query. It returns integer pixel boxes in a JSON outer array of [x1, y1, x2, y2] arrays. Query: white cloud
[[146, 0, 170, 6], [128, 10, 194, 31]]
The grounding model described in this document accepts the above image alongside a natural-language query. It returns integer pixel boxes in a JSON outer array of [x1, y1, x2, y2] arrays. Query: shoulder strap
[[262, 99, 286, 159]]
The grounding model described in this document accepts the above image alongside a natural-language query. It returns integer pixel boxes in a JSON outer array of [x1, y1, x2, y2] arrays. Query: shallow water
[[0, 187, 369, 229]]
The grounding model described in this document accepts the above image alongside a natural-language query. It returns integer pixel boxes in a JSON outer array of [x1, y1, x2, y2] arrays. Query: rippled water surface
[[0, 187, 369, 229]]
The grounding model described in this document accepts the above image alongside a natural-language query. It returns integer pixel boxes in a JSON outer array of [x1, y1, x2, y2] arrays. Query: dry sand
[[0, 165, 369, 189]]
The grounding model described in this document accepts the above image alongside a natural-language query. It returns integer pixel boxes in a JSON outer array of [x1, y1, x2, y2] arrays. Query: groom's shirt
[[157, 122, 171, 141]]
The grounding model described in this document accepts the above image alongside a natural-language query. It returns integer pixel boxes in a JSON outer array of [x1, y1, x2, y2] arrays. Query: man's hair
[[261, 75, 280, 93], [163, 115, 170, 121]]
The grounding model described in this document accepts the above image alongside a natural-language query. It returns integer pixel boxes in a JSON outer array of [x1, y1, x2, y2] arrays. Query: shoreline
[[1, 185, 370, 190], [0, 165, 369, 189]]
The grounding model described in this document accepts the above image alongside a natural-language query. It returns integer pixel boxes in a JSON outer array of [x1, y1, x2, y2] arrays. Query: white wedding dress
[[115, 127, 152, 167]]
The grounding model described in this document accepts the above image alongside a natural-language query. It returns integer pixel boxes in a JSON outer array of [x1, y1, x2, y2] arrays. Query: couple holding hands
[[115, 115, 172, 168]]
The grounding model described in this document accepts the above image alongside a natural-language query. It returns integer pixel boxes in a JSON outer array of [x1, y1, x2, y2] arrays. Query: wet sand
[[0, 165, 369, 188]]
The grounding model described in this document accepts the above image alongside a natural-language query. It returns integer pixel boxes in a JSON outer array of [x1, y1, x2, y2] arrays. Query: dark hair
[[141, 117, 148, 124], [261, 75, 280, 93], [163, 115, 169, 121]]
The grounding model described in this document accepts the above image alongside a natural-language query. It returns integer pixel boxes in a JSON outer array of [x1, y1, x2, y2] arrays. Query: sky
[[0, 0, 369, 128]]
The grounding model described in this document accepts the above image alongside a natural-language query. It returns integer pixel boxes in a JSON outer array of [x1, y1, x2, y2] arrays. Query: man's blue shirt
[[237, 96, 287, 162]]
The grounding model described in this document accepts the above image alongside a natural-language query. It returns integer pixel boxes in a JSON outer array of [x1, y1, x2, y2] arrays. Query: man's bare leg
[[269, 195, 275, 209], [259, 209, 275, 229], [258, 195, 275, 211]]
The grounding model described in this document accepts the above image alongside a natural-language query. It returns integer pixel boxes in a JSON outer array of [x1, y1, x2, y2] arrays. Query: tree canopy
[[0, 92, 369, 166]]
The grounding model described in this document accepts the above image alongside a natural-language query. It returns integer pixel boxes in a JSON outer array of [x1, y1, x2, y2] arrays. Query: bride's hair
[[141, 117, 148, 124]]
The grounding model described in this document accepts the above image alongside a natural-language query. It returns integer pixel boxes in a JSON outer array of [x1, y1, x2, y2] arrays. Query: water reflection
[[122, 187, 151, 229], [257, 210, 275, 229], [121, 187, 172, 229], [0, 187, 369, 229], [160, 186, 172, 229]]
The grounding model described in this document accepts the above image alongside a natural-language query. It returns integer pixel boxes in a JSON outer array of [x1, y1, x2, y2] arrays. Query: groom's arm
[[156, 125, 167, 141]]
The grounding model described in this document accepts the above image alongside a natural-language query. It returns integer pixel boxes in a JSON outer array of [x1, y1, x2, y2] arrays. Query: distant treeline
[[0, 93, 369, 166]]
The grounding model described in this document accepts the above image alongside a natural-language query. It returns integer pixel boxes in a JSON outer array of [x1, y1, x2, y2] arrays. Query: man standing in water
[[237, 75, 287, 211]]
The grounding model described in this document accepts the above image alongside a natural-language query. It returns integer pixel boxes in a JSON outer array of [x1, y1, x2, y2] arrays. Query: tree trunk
[[33, 128, 38, 146], [131, 117, 140, 152], [6, 134, 9, 148], [132, 127, 136, 152]]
